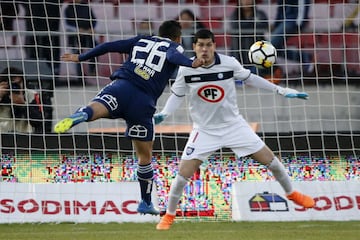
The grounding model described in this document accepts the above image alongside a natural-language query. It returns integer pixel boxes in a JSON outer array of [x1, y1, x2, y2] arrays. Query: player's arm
[[61, 36, 142, 62], [154, 66, 186, 124], [243, 73, 309, 100], [166, 47, 204, 68], [154, 93, 184, 124]]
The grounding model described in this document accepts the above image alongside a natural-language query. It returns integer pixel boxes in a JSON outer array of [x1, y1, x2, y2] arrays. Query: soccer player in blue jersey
[[54, 20, 205, 215]]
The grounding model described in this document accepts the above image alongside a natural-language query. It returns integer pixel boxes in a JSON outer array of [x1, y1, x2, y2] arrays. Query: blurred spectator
[[0, 1, 19, 31], [134, 18, 154, 35], [0, 67, 45, 133], [64, 0, 98, 79], [342, 4, 359, 32], [20, 0, 63, 77], [229, 0, 268, 72], [270, 0, 313, 74], [177, 9, 205, 57]]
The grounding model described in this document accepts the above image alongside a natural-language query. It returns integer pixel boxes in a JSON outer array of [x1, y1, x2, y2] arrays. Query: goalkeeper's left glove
[[277, 87, 309, 100], [153, 113, 168, 125]]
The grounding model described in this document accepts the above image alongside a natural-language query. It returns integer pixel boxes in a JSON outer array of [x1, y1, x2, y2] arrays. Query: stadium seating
[[1, 2, 359, 79], [161, 3, 201, 21], [344, 33, 360, 76]]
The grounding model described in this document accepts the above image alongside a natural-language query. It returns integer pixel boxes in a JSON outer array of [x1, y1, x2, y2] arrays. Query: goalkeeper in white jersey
[[155, 29, 315, 230]]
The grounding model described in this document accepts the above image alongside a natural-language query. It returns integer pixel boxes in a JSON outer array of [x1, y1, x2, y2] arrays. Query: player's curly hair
[[158, 20, 182, 41]]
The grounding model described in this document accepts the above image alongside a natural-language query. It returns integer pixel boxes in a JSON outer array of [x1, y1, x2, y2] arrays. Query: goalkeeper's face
[[193, 38, 216, 66]]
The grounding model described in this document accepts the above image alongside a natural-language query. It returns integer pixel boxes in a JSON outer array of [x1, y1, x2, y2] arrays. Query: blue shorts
[[92, 79, 156, 141]]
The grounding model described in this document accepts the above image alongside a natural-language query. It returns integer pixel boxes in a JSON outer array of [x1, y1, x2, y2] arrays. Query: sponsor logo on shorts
[[95, 94, 118, 111], [186, 146, 195, 155], [128, 125, 148, 138]]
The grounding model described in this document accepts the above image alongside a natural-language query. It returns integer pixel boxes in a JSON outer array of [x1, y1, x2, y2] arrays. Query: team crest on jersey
[[197, 84, 225, 103], [186, 146, 195, 155]]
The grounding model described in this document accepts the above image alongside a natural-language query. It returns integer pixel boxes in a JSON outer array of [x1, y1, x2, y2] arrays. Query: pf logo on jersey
[[197, 84, 225, 103]]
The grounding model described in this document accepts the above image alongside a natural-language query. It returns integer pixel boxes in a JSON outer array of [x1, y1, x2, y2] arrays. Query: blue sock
[[68, 112, 87, 127], [76, 106, 93, 121], [68, 106, 93, 127], [137, 163, 154, 205]]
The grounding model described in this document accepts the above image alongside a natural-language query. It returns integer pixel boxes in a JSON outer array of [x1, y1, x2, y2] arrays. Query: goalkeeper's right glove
[[277, 87, 309, 100], [153, 113, 168, 125]]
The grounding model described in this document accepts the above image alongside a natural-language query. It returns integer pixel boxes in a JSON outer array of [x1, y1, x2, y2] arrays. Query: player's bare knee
[[179, 160, 201, 178], [89, 101, 110, 119], [251, 146, 274, 165]]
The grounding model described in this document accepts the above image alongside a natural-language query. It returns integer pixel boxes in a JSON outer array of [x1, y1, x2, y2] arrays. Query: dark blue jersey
[[79, 35, 194, 99]]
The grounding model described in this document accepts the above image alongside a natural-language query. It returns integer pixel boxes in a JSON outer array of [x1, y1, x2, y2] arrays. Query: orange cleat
[[287, 191, 315, 208], [156, 213, 175, 230]]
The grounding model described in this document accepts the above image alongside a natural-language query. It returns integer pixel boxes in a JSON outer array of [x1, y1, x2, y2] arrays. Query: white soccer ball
[[248, 40, 277, 68]]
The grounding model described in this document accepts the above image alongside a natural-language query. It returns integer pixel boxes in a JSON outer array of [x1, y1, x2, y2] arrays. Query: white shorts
[[181, 121, 265, 162]]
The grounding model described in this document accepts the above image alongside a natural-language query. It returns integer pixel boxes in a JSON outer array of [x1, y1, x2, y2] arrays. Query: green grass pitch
[[1, 221, 359, 240]]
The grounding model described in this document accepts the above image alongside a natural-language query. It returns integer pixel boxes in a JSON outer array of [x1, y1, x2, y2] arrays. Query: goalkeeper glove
[[277, 87, 309, 100], [153, 113, 168, 125]]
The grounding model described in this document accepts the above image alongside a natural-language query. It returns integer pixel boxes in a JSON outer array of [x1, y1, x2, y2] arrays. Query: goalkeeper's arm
[[154, 93, 184, 124], [243, 73, 309, 100]]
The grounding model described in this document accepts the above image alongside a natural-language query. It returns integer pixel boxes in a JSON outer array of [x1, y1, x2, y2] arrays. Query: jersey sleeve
[[170, 66, 187, 97], [79, 36, 142, 61], [231, 56, 252, 80], [166, 46, 193, 67]]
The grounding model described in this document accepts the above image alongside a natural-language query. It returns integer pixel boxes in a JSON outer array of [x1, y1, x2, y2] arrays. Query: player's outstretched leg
[[137, 200, 160, 215], [54, 111, 88, 133], [265, 156, 315, 208], [287, 190, 315, 208], [156, 213, 175, 230]]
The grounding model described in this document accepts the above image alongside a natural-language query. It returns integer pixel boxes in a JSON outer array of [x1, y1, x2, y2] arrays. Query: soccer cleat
[[287, 191, 315, 208], [137, 201, 160, 215], [156, 213, 175, 230], [54, 112, 88, 133]]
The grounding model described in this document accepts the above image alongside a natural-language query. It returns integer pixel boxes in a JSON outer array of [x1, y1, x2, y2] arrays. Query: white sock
[[267, 157, 293, 194], [166, 174, 188, 215]]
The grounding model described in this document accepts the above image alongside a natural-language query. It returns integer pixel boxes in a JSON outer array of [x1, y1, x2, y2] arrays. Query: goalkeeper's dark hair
[[193, 29, 215, 43], [158, 20, 182, 40]]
